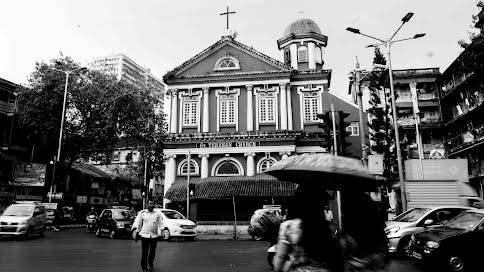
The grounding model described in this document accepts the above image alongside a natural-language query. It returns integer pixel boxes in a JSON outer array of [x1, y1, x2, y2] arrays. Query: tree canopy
[[17, 56, 166, 170]]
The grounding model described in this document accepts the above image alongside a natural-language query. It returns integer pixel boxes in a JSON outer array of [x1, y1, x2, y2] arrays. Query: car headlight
[[385, 226, 400, 235], [116, 222, 124, 228], [426, 241, 440, 249], [19, 220, 28, 225]]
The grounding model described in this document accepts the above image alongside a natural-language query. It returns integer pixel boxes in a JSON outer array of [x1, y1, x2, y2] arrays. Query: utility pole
[[186, 150, 191, 219]]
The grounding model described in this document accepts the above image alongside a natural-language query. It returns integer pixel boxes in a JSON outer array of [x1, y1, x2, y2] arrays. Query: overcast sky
[[1, 0, 480, 100]]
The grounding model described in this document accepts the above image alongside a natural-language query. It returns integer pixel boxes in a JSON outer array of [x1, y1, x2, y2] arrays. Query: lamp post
[[346, 12, 426, 211], [48, 64, 87, 202]]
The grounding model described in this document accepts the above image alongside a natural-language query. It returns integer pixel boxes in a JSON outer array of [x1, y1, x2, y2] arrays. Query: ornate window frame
[[211, 157, 244, 176], [179, 89, 202, 132], [177, 159, 200, 176], [214, 54, 241, 71], [215, 87, 240, 132], [297, 85, 324, 130], [254, 85, 280, 130], [256, 155, 277, 173]]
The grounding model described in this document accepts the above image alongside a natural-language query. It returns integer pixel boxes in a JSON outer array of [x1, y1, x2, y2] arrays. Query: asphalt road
[[0, 229, 427, 272]]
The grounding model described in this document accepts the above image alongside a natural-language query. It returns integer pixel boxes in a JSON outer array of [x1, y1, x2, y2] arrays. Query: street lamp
[[48, 63, 87, 202], [346, 12, 426, 212]]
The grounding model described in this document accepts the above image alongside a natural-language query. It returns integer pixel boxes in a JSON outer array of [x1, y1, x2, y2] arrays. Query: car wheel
[[267, 252, 275, 268], [95, 229, 102, 238], [252, 235, 262, 241], [162, 229, 171, 240], [24, 228, 33, 240], [109, 230, 116, 239], [398, 236, 412, 258], [448, 255, 465, 272], [39, 227, 45, 238]]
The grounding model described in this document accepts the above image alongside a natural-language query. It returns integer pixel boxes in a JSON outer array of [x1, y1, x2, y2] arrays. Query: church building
[[162, 18, 362, 222]]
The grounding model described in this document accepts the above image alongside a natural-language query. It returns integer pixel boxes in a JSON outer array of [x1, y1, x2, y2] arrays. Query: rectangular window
[[303, 97, 319, 122], [346, 122, 359, 136], [259, 95, 275, 123], [183, 101, 198, 126], [220, 95, 236, 125]]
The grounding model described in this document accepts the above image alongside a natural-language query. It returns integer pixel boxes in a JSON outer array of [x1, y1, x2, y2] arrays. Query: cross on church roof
[[220, 6, 236, 30]]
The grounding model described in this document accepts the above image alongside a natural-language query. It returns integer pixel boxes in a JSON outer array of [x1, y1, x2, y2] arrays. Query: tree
[[17, 56, 166, 172], [366, 47, 400, 187]]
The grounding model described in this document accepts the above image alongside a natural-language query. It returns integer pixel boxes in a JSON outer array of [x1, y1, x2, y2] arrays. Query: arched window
[[298, 46, 308, 63], [214, 54, 240, 71], [212, 157, 244, 176], [315, 47, 322, 64], [178, 159, 199, 176], [257, 157, 277, 173]]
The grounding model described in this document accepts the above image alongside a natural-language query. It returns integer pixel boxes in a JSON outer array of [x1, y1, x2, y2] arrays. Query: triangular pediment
[[164, 36, 292, 82]]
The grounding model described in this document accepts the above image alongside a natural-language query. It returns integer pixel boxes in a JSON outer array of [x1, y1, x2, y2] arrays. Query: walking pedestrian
[[273, 184, 343, 272], [133, 201, 163, 272]]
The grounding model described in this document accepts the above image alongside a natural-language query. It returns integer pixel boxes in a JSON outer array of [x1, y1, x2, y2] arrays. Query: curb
[[47, 224, 86, 230]]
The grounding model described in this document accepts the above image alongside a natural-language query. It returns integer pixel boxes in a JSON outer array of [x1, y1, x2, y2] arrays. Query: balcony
[[398, 117, 442, 128], [446, 123, 484, 155], [418, 93, 437, 100], [0, 100, 15, 115], [441, 72, 474, 99], [446, 93, 484, 125]]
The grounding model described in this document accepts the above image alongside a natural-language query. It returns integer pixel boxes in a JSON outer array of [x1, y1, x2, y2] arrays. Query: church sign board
[[196, 141, 260, 149]]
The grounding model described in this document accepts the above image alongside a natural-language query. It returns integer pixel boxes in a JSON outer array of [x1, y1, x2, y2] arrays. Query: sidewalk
[[46, 224, 253, 240]]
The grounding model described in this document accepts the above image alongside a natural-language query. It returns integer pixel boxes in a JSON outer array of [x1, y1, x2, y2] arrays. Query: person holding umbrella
[[272, 184, 342, 272]]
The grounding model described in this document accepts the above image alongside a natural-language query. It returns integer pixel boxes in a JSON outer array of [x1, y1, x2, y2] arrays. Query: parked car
[[409, 209, 484, 271], [131, 208, 196, 241], [0, 202, 47, 239], [95, 208, 135, 239], [247, 208, 283, 241], [385, 206, 473, 256]]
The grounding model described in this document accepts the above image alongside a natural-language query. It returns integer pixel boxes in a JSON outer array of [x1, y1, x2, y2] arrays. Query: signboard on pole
[[11, 162, 46, 187]]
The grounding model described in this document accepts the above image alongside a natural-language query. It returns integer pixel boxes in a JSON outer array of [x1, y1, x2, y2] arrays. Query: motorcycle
[[86, 215, 97, 233]]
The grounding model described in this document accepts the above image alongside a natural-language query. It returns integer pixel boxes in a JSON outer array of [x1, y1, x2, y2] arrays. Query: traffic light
[[337, 111, 352, 156], [188, 183, 195, 197], [317, 112, 332, 151]]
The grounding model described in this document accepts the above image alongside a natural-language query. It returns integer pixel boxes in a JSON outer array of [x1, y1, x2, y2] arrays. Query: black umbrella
[[265, 153, 381, 191]]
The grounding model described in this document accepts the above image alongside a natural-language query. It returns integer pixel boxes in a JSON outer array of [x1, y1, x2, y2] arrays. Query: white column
[[245, 152, 255, 176], [203, 87, 210, 132], [308, 42, 316, 70], [290, 44, 298, 70], [199, 154, 209, 178], [163, 155, 177, 208], [287, 86, 293, 130], [167, 90, 173, 133], [170, 90, 178, 133], [280, 84, 288, 130], [246, 85, 254, 131]]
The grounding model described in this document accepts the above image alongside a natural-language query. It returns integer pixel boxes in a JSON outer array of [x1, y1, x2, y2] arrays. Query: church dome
[[283, 18, 322, 36]]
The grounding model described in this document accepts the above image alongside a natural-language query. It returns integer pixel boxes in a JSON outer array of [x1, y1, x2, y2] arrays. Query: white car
[[132, 208, 196, 241]]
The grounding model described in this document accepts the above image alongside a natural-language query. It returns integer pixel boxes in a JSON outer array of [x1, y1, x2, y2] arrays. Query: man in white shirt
[[134, 201, 163, 272]]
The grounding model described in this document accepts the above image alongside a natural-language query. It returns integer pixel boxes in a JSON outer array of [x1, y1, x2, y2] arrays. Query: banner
[[12, 162, 46, 187]]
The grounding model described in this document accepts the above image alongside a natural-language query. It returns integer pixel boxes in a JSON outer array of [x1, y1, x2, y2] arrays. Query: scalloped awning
[[164, 174, 297, 202]]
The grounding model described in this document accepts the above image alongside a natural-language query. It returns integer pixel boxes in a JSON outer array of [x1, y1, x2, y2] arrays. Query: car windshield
[[162, 210, 186, 219], [445, 212, 484, 230], [112, 210, 135, 220], [393, 208, 430, 222], [2, 205, 34, 217]]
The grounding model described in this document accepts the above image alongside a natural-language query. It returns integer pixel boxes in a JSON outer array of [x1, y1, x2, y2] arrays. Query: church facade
[[162, 19, 362, 222]]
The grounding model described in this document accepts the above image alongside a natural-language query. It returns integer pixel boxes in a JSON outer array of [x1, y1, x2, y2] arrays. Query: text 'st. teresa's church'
[[162, 18, 351, 222]]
